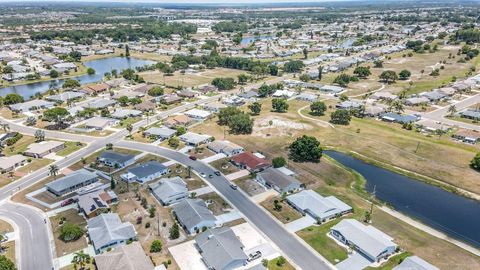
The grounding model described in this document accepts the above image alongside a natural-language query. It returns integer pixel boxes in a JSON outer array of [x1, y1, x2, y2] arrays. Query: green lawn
[[297, 220, 349, 264], [57, 141, 85, 156], [366, 252, 412, 270], [17, 159, 53, 174], [114, 117, 142, 128], [3, 135, 36, 156], [267, 257, 296, 270]]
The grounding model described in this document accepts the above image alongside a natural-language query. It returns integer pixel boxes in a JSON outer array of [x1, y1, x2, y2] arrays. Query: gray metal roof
[[393, 256, 439, 270], [94, 242, 154, 270], [144, 126, 177, 138], [127, 160, 168, 180], [257, 167, 301, 191], [195, 227, 248, 270], [287, 190, 351, 220], [46, 169, 98, 194], [149, 177, 188, 203], [173, 199, 216, 230], [331, 219, 397, 259], [99, 150, 135, 164], [87, 213, 136, 252]]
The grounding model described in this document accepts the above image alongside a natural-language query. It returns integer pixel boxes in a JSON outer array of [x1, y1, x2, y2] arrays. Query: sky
[[0, 0, 346, 3]]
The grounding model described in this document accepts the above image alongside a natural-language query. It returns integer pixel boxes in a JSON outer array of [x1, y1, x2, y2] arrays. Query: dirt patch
[[234, 178, 266, 196], [253, 115, 312, 138]]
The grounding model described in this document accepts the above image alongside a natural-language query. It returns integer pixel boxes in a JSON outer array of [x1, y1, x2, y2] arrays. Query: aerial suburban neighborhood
[[0, 1, 478, 270]]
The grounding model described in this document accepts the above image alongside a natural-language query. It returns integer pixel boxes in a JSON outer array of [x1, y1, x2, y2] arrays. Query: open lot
[[141, 68, 247, 88], [260, 196, 302, 224], [50, 209, 88, 257]]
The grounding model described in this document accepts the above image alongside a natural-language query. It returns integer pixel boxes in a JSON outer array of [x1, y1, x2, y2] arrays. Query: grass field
[[260, 196, 302, 224], [141, 68, 247, 88], [57, 141, 85, 157], [317, 44, 480, 97]]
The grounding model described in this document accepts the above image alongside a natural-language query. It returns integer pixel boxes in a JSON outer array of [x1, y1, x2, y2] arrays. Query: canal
[[0, 57, 155, 99], [325, 150, 480, 248]]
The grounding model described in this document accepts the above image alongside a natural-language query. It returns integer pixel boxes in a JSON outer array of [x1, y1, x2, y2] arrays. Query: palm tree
[[126, 123, 133, 135], [448, 105, 457, 116], [49, 164, 59, 179], [1, 123, 10, 133], [72, 250, 90, 270]]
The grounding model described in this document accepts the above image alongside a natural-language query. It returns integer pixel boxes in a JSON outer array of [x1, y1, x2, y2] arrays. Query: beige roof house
[[0, 154, 27, 173], [94, 242, 154, 270], [24, 141, 65, 158]]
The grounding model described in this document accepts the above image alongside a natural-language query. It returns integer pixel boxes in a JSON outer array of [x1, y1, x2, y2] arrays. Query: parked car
[[200, 172, 206, 178], [229, 184, 238, 190], [214, 171, 221, 176], [247, 250, 262, 261], [61, 198, 75, 207], [189, 155, 197, 161]]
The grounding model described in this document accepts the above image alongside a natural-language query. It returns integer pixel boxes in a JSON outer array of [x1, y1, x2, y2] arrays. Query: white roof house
[[206, 140, 244, 157], [149, 176, 188, 206], [331, 219, 397, 262], [184, 109, 212, 120], [179, 132, 212, 146], [287, 190, 352, 222], [393, 256, 439, 270], [110, 109, 142, 119], [85, 117, 119, 130]]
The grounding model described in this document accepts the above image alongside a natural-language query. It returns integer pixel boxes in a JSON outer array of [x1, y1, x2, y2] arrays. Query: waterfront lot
[[141, 68, 247, 88], [190, 97, 480, 268]]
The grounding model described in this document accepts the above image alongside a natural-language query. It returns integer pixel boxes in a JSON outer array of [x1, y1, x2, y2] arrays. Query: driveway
[[285, 215, 316, 233], [201, 153, 226, 163], [336, 252, 372, 270]]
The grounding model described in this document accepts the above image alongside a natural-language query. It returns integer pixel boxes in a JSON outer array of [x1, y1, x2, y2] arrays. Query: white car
[[200, 172, 207, 178]]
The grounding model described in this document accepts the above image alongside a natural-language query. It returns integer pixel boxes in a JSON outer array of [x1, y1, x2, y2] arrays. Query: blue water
[[325, 150, 480, 248], [0, 57, 155, 99], [241, 35, 273, 45]]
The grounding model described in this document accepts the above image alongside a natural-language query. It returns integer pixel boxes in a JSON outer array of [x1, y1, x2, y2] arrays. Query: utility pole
[[414, 141, 421, 153], [369, 185, 376, 222], [157, 216, 160, 236]]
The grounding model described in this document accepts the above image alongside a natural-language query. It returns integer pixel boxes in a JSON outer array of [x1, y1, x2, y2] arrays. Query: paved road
[[0, 76, 289, 270], [0, 202, 53, 270], [423, 93, 480, 131], [117, 140, 332, 270]]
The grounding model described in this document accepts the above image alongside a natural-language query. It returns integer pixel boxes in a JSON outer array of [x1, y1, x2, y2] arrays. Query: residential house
[[85, 117, 119, 130], [179, 132, 213, 146], [94, 242, 155, 270], [149, 176, 188, 205], [98, 151, 135, 168], [82, 83, 110, 95], [111, 109, 142, 119], [24, 141, 65, 158], [78, 190, 110, 218], [203, 102, 227, 113], [195, 227, 248, 270], [0, 155, 27, 174], [336, 101, 362, 110], [184, 109, 212, 120], [87, 99, 117, 110], [9, 100, 54, 112], [460, 109, 480, 121], [380, 113, 418, 124], [330, 219, 398, 262], [160, 94, 182, 105], [296, 92, 318, 102], [46, 169, 98, 196], [143, 126, 177, 140], [121, 160, 170, 184], [87, 213, 136, 254], [256, 167, 302, 193], [207, 140, 244, 157], [287, 190, 352, 223], [404, 97, 429, 106], [134, 100, 156, 112], [45, 91, 85, 103], [172, 199, 216, 234], [164, 115, 194, 128], [230, 152, 270, 172], [452, 129, 480, 144], [177, 89, 198, 99], [392, 256, 439, 270]]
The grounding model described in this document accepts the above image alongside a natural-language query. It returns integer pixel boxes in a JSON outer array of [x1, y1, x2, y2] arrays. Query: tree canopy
[[289, 135, 323, 163]]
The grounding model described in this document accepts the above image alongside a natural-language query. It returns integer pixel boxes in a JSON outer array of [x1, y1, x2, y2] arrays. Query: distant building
[[207, 140, 244, 157], [0, 155, 27, 174], [179, 132, 212, 146], [143, 126, 177, 140]]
